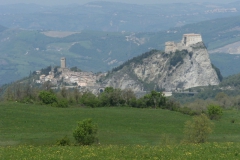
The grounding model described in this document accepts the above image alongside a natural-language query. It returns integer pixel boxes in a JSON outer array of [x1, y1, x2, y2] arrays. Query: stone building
[[165, 33, 203, 53], [182, 33, 202, 46], [61, 57, 66, 68]]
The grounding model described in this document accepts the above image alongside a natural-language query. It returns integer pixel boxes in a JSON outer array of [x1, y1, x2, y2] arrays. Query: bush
[[38, 90, 57, 104], [52, 99, 69, 108], [207, 104, 223, 120], [73, 119, 98, 145], [184, 114, 213, 143], [80, 92, 100, 108], [56, 135, 70, 146]]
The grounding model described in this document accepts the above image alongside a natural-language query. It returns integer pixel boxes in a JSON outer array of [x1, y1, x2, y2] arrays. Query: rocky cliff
[[101, 42, 220, 91]]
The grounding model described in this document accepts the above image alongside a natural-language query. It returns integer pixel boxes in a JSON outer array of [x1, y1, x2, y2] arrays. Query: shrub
[[160, 133, 176, 146], [179, 107, 197, 116], [54, 99, 69, 108], [73, 119, 98, 145], [38, 90, 57, 104], [207, 104, 223, 120], [80, 92, 99, 108], [184, 114, 213, 143], [56, 135, 70, 146]]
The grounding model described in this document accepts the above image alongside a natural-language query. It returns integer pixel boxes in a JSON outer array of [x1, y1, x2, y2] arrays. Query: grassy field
[[0, 102, 191, 146], [1, 102, 240, 145], [1, 143, 240, 159], [1, 102, 240, 159]]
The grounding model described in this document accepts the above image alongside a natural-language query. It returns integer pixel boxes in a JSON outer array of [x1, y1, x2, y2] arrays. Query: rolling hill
[[1, 15, 240, 85], [0, 1, 240, 32]]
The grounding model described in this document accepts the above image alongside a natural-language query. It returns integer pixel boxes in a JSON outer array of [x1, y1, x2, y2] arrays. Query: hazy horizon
[[0, 0, 239, 6]]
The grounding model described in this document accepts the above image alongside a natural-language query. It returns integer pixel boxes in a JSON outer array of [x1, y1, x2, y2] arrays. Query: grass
[[1, 102, 240, 146], [1, 102, 240, 159], [0, 102, 190, 146], [1, 143, 240, 159]]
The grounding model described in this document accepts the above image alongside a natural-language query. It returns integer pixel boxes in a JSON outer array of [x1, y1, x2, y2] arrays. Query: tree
[[144, 91, 166, 108], [38, 90, 57, 104], [184, 114, 213, 143], [122, 89, 136, 106], [60, 86, 68, 98], [80, 92, 99, 108], [73, 88, 81, 103], [207, 104, 223, 120], [42, 81, 52, 91], [73, 119, 98, 145], [215, 92, 232, 109], [99, 87, 124, 107], [4, 85, 14, 101]]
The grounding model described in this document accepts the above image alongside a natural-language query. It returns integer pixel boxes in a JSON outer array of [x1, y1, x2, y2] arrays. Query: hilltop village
[[34, 57, 105, 93]]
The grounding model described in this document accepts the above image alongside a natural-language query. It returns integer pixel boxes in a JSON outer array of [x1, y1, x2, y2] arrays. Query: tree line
[[1, 79, 228, 120]]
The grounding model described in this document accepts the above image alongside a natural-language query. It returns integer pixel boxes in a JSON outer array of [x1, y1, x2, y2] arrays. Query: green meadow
[[1, 102, 240, 159], [1, 143, 240, 159]]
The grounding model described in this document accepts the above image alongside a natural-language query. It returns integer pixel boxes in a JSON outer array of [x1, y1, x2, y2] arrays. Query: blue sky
[[0, 0, 239, 5]]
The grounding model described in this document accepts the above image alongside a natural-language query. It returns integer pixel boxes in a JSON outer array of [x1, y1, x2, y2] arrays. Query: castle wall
[[165, 33, 202, 53], [182, 34, 202, 47], [165, 41, 177, 53], [165, 42, 192, 53]]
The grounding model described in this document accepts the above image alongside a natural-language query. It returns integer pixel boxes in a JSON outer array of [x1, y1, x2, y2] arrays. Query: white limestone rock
[[102, 42, 220, 91]]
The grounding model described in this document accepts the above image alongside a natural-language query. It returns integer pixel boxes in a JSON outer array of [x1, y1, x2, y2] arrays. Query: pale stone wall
[[182, 34, 202, 46], [165, 41, 177, 53], [61, 57, 66, 68], [165, 33, 202, 53]]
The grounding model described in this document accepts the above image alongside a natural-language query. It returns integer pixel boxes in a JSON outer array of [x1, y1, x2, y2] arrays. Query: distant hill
[[173, 16, 240, 50], [220, 73, 240, 89], [0, 25, 6, 32], [0, 2, 240, 32], [1, 14, 240, 85]]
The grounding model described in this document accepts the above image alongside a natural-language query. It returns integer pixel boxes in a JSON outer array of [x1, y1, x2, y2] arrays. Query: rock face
[[101, 42, 220, 92]]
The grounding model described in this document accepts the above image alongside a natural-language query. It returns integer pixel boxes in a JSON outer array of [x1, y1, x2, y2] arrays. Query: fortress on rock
[[165, 33, 202, 53]]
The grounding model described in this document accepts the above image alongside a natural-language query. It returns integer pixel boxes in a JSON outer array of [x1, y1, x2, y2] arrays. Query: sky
[[0, 0, 239, 6]]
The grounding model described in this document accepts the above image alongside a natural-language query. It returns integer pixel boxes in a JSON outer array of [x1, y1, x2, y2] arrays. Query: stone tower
[[182, 33, 202, 47], [61, 57, 66, 68], [51, 65, 54, 77]]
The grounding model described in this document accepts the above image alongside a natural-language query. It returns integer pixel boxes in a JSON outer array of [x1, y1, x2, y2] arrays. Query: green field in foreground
[[1, 102, 240, 159], [1, 143, 240, 159], [1, 102, 240, 146]]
